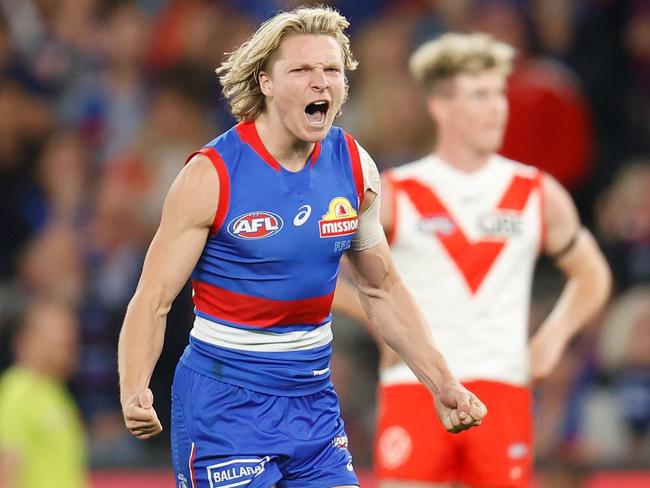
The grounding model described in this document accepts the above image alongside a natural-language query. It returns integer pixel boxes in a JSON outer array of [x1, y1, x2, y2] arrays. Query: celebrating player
[[118, 8, 486, 488]]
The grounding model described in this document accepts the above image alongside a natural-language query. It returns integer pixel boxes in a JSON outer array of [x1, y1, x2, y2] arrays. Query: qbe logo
[[417, 214, 455, 235], [228, 211, 283, 240]]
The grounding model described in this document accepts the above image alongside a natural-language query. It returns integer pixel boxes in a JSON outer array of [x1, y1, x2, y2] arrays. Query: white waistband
[[190, 316, 333, 353]]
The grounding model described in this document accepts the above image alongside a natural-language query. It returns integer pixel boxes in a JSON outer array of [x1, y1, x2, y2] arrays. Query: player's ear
[[259, 71, 273, 97], [426, 96, 446, 124]]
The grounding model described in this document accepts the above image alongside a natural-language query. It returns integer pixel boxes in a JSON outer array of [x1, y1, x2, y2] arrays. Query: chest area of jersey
[[395, 174, 540, 243], [392, 174, 540, 293], [223, 173, 359, 257]]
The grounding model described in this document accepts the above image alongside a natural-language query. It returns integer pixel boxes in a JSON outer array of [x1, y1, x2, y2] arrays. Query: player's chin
[[302, 122, 332, 142]]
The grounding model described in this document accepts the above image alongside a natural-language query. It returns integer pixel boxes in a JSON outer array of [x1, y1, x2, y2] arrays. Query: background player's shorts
[[375, 380, 532, 488], [171, 362, 359, 488]]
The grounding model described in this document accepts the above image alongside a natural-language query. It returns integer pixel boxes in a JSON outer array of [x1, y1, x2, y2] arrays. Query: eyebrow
[[286, 59, 344, 69]]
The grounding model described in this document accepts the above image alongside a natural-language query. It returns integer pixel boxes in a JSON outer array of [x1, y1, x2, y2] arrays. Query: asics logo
[[293, 205, 312, 226]]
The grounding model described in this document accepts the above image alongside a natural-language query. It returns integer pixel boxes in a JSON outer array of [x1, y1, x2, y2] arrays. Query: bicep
[[542, 173, 581, 258], [346, 240, 395, 292], [542, 173, 605, 275], [133, 156, 218, 307]]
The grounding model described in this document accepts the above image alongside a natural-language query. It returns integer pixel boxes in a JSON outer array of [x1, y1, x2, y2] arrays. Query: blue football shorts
[[170, 362, 359, 488]]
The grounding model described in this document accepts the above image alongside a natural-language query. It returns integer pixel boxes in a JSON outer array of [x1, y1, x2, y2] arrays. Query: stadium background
[[0, 0, 647, 486]]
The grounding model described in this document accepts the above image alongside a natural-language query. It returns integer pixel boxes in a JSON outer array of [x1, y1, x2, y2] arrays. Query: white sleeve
[[351, 141, 385, 251]]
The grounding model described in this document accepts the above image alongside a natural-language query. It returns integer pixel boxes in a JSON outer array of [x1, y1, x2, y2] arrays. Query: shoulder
[[180, 153, 221, 188], [388, 155, 435, 180], [492, 154, 540, 178], [201, 124, 247, 162], [541, 171, 575, 210], [163, 153, 220, 229]]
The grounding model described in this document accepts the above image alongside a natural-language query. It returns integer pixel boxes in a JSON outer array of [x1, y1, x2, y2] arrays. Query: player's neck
[[434, 140, 493, 173], [255, 113, 315, 172]]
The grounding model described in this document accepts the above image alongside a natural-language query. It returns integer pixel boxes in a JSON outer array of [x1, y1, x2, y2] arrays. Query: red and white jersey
[[382, 154, 544, 386]]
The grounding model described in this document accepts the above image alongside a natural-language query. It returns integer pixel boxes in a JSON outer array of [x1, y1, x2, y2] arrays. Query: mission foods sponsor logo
[[228, 211, 283, 239], [319, 197, 358, 238]]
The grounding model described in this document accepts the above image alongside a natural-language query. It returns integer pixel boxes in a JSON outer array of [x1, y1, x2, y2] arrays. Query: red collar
[[235, 120, 321, 172]]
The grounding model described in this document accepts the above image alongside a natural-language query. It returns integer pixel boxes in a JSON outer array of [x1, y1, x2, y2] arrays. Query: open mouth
[[305, 100, 330, 125]]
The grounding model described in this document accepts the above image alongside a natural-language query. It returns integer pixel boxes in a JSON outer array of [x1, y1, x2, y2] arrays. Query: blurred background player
[[334, 32, 612, 488], [0, 299, 87, 488], [118, 7, 486, 488]]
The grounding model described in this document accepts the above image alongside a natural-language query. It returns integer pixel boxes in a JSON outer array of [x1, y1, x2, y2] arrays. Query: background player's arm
[[118, 154, 218, 439], [346, 190, 487, 433], [529, 173, 612, 385]]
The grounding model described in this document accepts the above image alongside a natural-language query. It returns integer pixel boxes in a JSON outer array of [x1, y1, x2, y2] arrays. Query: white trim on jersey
[[190, 316, 333, 352]]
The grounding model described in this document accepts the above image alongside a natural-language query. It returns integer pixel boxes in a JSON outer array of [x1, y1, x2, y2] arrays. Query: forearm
[[357, 276, 455, 396], [118, 291, 169, 403], [533, 235, 611, 345]]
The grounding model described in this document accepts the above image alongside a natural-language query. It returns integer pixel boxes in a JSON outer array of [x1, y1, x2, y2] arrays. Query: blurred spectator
[[34, 130, 91, 227], [596, 160, 650, 290], [0, 79, 54, 280], [104, 60, 215, 235], [342, 12, 432, 169], [18, 224, 85, 305], [471, 0, 594, 192], [621, 0, 650, 157], [59, 1, 152, 161], [595, 286, 650, 464], [0, 0, 97, 96], [146, 0, 253, 128], [0, 298, 87, 487], [569, 0, 650, 197]]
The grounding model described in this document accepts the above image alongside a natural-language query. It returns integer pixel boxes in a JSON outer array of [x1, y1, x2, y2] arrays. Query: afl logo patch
[[228, 211, 283, 239], [319, 197, 358, 238]]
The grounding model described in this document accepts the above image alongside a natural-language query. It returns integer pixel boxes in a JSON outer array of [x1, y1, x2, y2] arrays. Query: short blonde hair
[[409, 33, 515, 95], [217, 6, 358, 121]]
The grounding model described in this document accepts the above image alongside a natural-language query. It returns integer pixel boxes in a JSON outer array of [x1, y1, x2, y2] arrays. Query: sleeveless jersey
[[180, 121, 365, 396], [382, 154, 544, 386]]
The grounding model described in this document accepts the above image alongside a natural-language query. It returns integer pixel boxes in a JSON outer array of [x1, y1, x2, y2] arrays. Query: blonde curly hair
[[217, 6, 358, 121]]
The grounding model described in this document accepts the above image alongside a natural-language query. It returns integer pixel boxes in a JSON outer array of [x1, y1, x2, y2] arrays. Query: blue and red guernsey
[[180, 120, 365, 396]]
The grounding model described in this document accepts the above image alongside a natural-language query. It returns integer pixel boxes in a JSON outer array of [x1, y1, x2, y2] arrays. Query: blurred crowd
[[0, 0, 648, 477]]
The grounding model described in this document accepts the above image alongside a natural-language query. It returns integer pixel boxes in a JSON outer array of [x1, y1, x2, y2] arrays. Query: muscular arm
[[118, 154, 218, 439], [345, 190, 487, 433], [346, 236, 450, 394], [333, 172, 394, 329], [529, 174, 612, 384]]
